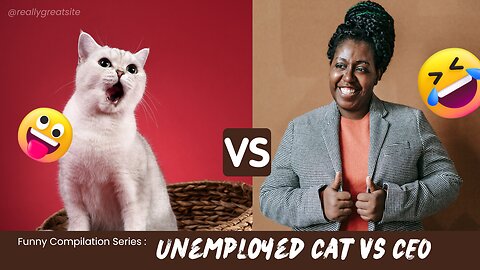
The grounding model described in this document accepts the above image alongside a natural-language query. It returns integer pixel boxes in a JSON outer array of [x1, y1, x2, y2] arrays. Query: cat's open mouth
[[106, 82, 124, 105]]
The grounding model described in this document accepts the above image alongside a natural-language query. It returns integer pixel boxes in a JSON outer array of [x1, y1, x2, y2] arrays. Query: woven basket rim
[[168, 180, 252, 188], [37, 209, 66, 231], [38, 180, 252, 231]]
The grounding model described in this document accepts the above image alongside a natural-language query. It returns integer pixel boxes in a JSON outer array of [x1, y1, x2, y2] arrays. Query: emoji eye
[[98, 58, 112, 68], [449, 57, 464, 70], [428, 72, 443, 85], [126, 64, 138, 74], [36, 115, 49, 130], [51, 123, 64, 138]]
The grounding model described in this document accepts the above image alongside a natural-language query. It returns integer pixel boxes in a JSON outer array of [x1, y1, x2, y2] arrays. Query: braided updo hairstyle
[[327, 1, 395, 73]]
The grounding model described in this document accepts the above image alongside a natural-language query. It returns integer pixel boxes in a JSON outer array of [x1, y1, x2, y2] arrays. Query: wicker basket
[[37, 181, 252, 231]]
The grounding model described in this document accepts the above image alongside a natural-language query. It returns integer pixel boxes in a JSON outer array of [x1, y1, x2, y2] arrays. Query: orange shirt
[[339, 113, 370, 231]]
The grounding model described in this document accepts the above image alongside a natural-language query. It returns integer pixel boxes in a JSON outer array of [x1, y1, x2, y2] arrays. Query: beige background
[[253, 0, 480, 230]]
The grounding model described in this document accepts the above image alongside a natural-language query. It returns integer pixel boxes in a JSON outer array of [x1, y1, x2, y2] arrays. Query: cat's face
[[75, 32, 149, 114]]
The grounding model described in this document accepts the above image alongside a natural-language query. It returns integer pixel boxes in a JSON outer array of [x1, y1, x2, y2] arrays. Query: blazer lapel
[[321, 97, 389, 187], [368, 95, 390, 185], [321, 101, 342, 175]]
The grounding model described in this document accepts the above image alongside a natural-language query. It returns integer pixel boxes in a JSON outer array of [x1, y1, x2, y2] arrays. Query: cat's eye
[[36, 115, 49, 130], [98, 58, 112, 68], [51, 123, 64, 138], [127, 64, 138, 74]]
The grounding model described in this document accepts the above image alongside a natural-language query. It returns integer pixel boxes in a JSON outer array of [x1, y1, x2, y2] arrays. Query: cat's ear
[[134, 48, 150, 67], [78, 31, 101, 63]]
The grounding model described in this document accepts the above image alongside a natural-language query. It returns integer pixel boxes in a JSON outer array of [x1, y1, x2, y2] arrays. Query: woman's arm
[[259, 121, 331, 228], [380, 110, 462, 223]]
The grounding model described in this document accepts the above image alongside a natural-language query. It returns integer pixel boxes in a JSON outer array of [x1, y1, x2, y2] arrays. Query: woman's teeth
[[339, 87, 356, 95]]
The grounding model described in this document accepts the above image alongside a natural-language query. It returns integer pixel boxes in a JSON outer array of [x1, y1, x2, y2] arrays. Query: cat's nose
[[116, 69, 124, 78]]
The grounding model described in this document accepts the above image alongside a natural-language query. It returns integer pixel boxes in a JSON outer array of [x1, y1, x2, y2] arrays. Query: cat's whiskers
[[144, 90, 162, 124], [138, 101, 150, 124], [134, 38, 144, 54], [139, 96, 158, 128], [54, 79, 76, 94], [144, 91, 164, 128], [144, 91, 160, 114]]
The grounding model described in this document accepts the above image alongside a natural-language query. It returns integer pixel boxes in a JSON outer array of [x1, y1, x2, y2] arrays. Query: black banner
[[1, 232, 477, 270]]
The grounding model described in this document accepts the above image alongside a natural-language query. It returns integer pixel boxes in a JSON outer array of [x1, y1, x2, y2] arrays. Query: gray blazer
[[260, 96, 462, 231]]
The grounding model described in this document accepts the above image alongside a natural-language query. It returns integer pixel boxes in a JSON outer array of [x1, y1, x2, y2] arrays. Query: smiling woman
[[259, 0, 462, 231], [329, 40, 378, 120]]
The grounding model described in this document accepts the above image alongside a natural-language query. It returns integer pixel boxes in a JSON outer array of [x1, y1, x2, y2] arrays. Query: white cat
[[58, 31, 177, 231]]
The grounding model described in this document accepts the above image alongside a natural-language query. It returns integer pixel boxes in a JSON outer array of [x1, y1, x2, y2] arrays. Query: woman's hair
[[327, 1, 395, 73]]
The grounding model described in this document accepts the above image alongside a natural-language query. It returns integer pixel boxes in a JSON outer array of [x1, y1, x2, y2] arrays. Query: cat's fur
[[58, 32, 177, 231]]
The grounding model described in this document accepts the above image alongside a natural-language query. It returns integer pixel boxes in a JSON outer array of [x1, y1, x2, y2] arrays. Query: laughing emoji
[[418, 48, 480, 118], [18, 108, 72, 162]]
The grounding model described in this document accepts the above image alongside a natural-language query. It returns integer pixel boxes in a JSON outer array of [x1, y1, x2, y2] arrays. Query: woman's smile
[[338, 86, 358, 97], [329, 39, 382, 119]]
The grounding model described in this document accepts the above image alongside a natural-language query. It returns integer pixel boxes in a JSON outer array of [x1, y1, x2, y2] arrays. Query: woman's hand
[[320, 172, 353, 222], [356, 176, 386, 222]]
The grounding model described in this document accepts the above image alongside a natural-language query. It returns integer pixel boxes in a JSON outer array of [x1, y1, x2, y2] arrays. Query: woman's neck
[[338, 106, 370, 120]]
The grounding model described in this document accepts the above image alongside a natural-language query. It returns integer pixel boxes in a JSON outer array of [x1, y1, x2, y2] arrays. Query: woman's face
[[329, 39, 382, 119]]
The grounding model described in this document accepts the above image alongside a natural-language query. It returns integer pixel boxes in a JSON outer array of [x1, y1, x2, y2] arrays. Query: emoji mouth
[[106, 82, 124, 105], [437, 75, 477, 108], [26, 127, 60, 159]]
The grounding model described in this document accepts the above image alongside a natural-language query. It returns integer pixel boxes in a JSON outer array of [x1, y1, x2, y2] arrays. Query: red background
[[0, 0, 252, 230]]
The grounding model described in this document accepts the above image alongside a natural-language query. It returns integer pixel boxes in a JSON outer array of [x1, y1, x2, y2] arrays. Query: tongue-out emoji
[[26, 127, 60, 159], [18, 108, 72, 163], [418, 48, 480, 118]]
